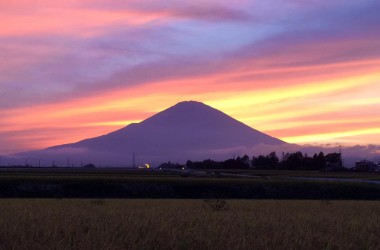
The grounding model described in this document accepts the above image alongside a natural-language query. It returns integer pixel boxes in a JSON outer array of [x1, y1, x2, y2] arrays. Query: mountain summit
[[15, 101, 286, 166]]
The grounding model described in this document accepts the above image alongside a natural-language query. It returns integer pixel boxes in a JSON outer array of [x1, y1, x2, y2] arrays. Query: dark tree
[[83, 163, 96, 168], [325, 153, 343, 169], [312, 152, 326, 170], [267, 152, 279, 169], [158, 161, 183, 169]]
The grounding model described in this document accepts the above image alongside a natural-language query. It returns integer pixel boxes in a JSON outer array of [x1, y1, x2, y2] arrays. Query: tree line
[[158, 151, 344, 171]]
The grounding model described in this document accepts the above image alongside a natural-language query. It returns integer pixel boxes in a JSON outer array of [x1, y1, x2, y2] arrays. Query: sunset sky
[[1, 0, 380, 155]]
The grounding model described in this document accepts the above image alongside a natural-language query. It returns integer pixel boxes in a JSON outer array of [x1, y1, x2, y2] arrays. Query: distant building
[[355, 160, 378, 172]]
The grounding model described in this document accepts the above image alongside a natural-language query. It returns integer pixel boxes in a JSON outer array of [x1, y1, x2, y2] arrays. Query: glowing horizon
[[1, 0, 380, 155]]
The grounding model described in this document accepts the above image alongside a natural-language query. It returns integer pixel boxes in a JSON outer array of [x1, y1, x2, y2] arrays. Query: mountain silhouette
[[14, 101, 286, 167]]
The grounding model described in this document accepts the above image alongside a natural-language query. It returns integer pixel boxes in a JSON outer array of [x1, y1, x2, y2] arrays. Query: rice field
[[0, 168, 379, 199], [0, 199, 379, 250]]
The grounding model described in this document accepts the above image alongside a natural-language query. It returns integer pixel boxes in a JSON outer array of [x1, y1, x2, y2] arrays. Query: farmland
[[0, 199, 379, 250], [0, 167, 379, 199], [0, 168, 379, 249]]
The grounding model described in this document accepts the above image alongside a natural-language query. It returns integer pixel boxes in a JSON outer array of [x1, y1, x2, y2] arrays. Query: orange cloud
[[2, 57, 379, 154]]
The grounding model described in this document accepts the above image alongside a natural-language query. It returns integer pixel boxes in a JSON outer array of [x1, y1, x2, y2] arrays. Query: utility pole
[[133, 152, 136, 168]]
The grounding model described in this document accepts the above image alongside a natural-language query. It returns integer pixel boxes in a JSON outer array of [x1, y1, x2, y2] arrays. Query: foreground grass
[[0, 200, 379, 249]]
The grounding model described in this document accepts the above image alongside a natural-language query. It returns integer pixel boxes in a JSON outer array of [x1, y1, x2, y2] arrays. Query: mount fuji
[[12, 101, 286, 167]]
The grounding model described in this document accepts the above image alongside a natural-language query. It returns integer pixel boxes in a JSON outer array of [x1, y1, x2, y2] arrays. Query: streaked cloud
[[0, 0, 380, 155]]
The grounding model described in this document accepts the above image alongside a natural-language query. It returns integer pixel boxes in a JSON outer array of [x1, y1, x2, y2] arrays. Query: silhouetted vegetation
[[185, 155, 250, 170], [161, 151, 344, 171], [158, 161, 183, 169], [83, 163, 96, 168]]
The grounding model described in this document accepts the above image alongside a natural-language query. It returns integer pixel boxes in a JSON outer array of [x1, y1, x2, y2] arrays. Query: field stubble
[[0, 199, 379, 250]]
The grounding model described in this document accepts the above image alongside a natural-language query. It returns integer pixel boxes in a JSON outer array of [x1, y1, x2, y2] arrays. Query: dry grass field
[[0, 199, 379, 250]]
